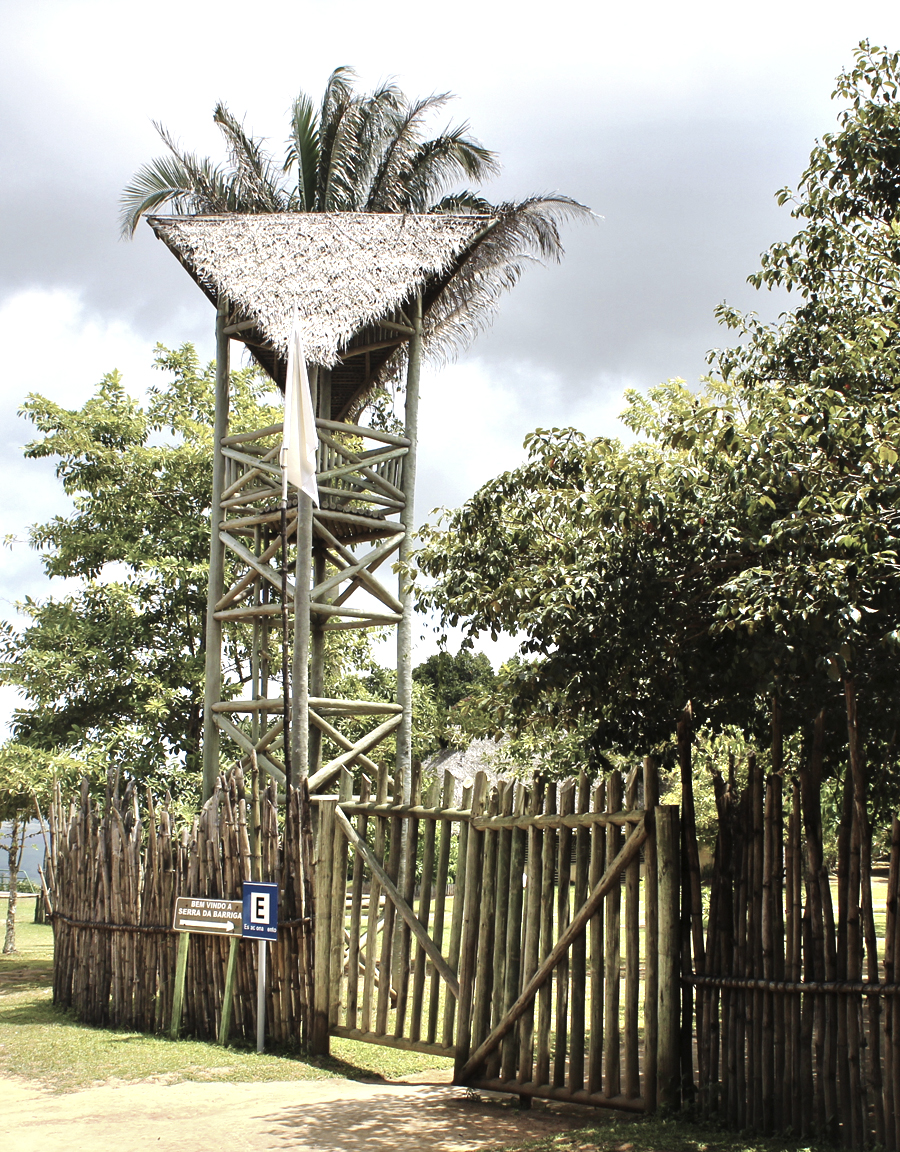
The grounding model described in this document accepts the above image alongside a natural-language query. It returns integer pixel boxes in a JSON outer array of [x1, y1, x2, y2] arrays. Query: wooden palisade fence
[[690, 747, 900, 1149], [47, 760, 681, 1114], [51, 770, 312, 1046]]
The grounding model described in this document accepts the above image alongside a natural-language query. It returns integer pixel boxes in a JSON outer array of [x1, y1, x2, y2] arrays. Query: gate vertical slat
[[393, 761, 422, 1036], [604, 772, 623, 1098], [473, 787, 500, 1054], [442, 776, 473, 1048], [345, 773, 370, 1030], [517, 777, 545, 1087], [328, 769, 352, 1030], [588, 779, 607, 1095], [535, 781, 558, 1087], [489, 783, 515, 1079], [643, 759, 660, 1110], [375, 770, 403, 1035], [454, 771, 488, 1079], [553, 781, 576, 1087], [569, 771, 591, 1092], [624, 768, 641, 1099], [501, 783, 528, 1081], [361, 762, 389, 1033], [410, 775, 440, 1042]]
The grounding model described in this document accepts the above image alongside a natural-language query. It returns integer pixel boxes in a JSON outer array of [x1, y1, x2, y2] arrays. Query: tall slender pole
[[291, 365, 317, 782], [395, 295, 423, 805], [201, 296, 231, 802], [309, 369, 331, 776], [280, 481, 293, 805], [256, 938, 267, 1053]]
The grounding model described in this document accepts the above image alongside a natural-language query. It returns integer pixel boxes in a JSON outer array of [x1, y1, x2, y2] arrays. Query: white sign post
[[242, 882, 279, 1053]]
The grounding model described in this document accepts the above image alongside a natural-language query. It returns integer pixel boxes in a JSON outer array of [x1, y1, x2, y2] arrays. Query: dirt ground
[[2, 1067, 589, 1152]]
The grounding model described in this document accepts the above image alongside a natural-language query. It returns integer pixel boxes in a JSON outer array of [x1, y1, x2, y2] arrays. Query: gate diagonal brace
[[457, 815, 648, 1084], [334, 805, 460, 1000]]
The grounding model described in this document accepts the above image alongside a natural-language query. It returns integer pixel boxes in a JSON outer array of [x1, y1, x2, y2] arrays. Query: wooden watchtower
[[148, 211, 502, 803]]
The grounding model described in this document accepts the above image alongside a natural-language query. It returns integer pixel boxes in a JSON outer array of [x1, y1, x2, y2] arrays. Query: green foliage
[[0, 347, 284, 800], [413, 45, 900, 803], [412, 648, 495, 750]]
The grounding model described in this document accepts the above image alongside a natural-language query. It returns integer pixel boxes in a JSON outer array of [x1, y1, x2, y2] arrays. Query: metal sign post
[[242, 881, 279, 1053]]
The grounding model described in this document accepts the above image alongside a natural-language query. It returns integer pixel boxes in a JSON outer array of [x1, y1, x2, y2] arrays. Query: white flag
[[282, 311, 319, 506]]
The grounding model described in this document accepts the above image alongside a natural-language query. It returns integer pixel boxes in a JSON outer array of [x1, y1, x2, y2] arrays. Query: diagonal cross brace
[[313, 521, 403, 614], [308, 713, 403, 792], [312, 536, 402, 605], [457, 815, 648, 1083], [334, 806, 460, 1000]]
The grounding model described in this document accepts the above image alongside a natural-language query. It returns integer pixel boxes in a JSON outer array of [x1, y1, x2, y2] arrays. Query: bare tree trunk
[[3, 814, 23, 954]]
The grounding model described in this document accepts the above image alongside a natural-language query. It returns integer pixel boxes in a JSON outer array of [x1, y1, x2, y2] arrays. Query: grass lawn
[[486, 1115, 826, 1152], [0, 897, 446, 1092]]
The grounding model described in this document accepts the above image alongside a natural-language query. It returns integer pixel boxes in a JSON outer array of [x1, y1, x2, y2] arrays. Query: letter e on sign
[[252, 893, 270, 924], [241, 881, 279, 941]]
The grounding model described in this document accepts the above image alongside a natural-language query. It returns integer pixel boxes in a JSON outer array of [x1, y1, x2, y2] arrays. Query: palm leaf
[[424, 195, 594, 357], [399, 125, 499, 212], [366, 94, 453, 212], [316, 67, 359, 210], [212, 102, 285, 212], [349, 81, 406, 209], [284, 94, 320, 211], [119, 124, 234, 236]]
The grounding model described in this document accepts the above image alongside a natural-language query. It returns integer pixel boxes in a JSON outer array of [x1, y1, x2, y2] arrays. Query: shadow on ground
[[264, 1084, 582, 1151]]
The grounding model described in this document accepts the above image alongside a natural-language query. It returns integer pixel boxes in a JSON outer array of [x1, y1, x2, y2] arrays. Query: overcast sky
[[2, 0, 900, 723]]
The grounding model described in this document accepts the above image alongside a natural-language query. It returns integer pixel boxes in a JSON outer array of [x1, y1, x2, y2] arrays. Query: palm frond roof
[[148, 199, 586, 418], [148, 211, 495, 416]]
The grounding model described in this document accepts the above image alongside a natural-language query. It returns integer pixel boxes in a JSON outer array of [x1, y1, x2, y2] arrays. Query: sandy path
[[3, 1072, 583, 1152]]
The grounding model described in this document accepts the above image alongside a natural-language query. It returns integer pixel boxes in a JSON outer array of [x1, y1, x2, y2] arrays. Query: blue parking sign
[[242, 881, 279, 940]]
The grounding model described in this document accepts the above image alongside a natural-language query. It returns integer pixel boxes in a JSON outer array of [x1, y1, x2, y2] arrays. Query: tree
[[0, 348, 292, 801], [0, 744, 88, 952], [120, 67, 499, 231], [412, 649, 495, 748], [413, 43, 900, 808], [119, 68, 590, 346]]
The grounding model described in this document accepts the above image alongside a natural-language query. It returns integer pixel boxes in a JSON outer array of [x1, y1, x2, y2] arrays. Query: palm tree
[[121, 67, 501, 233], [121, 67, 591, 355]]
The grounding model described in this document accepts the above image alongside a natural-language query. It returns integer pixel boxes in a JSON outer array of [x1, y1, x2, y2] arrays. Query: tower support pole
[[291, 366, 318, 783], [395, 295, 423, 804], [202, 296, 231, 801]]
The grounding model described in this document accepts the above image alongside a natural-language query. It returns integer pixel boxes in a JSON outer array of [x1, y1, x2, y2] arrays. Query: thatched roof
[[148, 211, 495, 417]]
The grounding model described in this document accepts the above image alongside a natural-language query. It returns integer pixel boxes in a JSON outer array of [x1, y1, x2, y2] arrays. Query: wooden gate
[[313, 761, 681, 1111]]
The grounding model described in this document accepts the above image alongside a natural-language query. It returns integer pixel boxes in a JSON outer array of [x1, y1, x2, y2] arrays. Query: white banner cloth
[[282, 312, 319, 506]]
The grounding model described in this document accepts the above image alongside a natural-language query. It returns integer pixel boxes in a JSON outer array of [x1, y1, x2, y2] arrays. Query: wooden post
[[202, 297, 231, 801], [643, 756, 660, 1110], [308, 369, 330, 776], [312, 797, 337, 1055], [218, 935, 239, 1045], [454, 771, 488, 1080], [657, 805, 681, 1111], [256, 939, 268, 1053], [169, 931, 190, 1040], [395, 295, 422, 805]]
